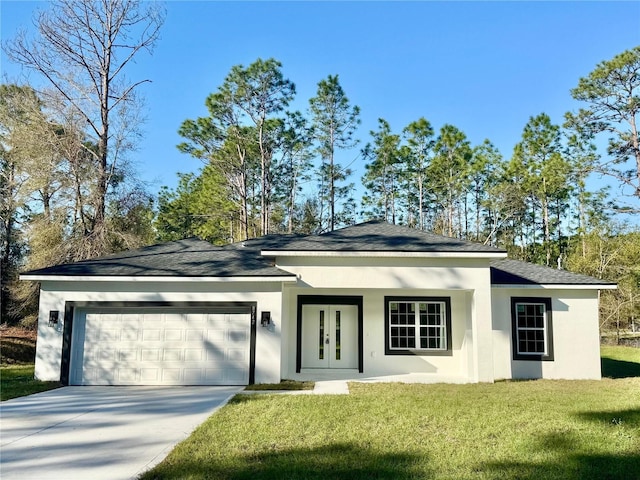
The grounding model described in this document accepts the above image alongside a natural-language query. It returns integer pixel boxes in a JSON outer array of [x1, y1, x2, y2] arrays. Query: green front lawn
[[601, 345, 640, 378], [0, 364, 60, 401], [142, 377, 640, 480]]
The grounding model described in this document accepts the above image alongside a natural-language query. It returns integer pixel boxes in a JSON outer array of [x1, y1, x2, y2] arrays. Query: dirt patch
[[1, 326, 37, 364]]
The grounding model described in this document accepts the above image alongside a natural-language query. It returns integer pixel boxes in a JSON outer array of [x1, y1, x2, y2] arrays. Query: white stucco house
[[21, 221, 616, 386]]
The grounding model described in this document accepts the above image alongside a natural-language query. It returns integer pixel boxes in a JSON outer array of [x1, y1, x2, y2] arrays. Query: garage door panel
[[184, 368, 204, 384], [207, 314, 226, 326], [121, 329, 139, 342], [118, 368, 138, 382], [141, 349, 160, 361], [164, 329, 182, 341], [99, 329, 120, 341], [98, 349, 116, 362], [205, 368, 224, 383], [185, 349, 204, 361], [142, 329, 161, 341], [71, 307, 251, 386], [207, 329, 225, 343], [141, 368, 159, 382], [225, 366, 246, 382], [186, 329, 204, 342], [206, 348, 224, 361]]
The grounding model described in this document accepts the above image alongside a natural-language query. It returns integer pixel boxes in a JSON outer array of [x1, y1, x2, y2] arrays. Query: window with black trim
[[384, 297, 452, 356], [511, 297, 553, 361]]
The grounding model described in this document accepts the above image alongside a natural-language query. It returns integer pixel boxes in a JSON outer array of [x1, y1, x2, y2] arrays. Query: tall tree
[[178, 94, 257, 240], [512, 114, 571, 265], [179, 58, 295, 237], [0, 85, 45, 322], [155, 165, 234, 244], [272, 111, 314, 234], [361, 119, 403, 223], [469, 140, 502, 242], [563, 115, 608, 258], [569, 46, 640, 206], [483, 158, 528, 251], [402, 118, 435, 230], [309, 75, 361, 231], [5, 0, 165, 254], [429, 125, 472, 237], [227, 59, 296, 235]]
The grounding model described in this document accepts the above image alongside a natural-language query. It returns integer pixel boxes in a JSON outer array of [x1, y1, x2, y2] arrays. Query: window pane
[[319, 310, 324, 360], [390, 300, 447, 351], [515, 303, 547, 355], [417, 302, 446, 350], [390, 301, 415, 326], [335, 311, 341, 360]]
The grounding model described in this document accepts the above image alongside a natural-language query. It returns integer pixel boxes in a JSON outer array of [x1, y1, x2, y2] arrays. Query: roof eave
[[19, 274, 299, 283], [261, 250, 507, 258], [491, 283, 617, 290]]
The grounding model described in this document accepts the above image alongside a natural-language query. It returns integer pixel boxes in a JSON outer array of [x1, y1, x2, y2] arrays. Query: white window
[[385, 297, 451, 355]]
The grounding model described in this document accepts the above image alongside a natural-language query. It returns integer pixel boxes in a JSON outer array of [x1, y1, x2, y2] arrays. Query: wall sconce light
[[48, 310, 59, 328], [260, 311, 271, 327]]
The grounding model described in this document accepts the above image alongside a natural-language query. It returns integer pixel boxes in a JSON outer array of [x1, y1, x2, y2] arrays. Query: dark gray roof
[[260, 220, 506, 253], [22, 223, 615, 286], [490, 258, 616, 286], [22, 237, 292, 278]]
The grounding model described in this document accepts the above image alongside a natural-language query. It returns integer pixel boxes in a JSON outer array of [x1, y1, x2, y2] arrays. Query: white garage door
[[70, 308, 251, 386]]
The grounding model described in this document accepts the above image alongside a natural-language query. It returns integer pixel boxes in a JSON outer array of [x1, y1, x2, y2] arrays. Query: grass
[[245, 380, 315, 391], [0, 364, 61, 401], [601, 345, 640, 378], [142, 375, 640, 480]]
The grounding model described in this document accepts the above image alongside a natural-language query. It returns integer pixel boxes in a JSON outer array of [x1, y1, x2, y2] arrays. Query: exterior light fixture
[[48, 311, 59, 328]]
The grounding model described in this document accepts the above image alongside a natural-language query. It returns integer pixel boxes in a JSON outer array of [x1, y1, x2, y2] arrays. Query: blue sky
[[2, 1, 640, 213]]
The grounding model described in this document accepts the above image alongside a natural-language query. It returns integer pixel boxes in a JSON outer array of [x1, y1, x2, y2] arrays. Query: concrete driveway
[[0, 386, 241, 480]]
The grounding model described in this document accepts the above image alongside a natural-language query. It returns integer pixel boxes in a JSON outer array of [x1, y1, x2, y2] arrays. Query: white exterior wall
[[34, 280, 284, 384], [491, 287, 602, 380], [276, 256, 495, 382]]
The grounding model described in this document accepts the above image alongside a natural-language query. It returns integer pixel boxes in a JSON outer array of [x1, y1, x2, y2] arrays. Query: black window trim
[[511, 297, 554, 361], [384, 296, 452, 356]]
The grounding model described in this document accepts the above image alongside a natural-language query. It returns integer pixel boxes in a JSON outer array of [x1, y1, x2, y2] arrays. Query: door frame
[[61, 301, 257, 386], [296, 295, 363, 373]]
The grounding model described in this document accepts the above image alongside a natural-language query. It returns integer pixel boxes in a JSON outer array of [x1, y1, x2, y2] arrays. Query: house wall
[[491, 287, 602, 380], [277, 256, 495, 382], [34, 280, 284, 384]]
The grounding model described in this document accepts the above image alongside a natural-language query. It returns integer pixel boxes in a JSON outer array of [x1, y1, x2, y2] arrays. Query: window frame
[[511, 297, 554, 361], [384, 296, 452, 356]]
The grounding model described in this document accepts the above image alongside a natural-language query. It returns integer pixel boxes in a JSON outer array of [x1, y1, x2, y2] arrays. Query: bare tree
[[4, 0, 164, 253]]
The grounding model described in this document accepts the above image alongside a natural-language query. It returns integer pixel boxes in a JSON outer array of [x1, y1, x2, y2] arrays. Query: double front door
[[301, 304, 358, 369]]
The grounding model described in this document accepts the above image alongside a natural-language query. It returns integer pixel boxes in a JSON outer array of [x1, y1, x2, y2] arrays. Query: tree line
[[0, 1, 638, 334]]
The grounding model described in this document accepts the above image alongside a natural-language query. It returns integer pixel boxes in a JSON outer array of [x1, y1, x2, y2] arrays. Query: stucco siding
[[281, 287, 473, 380], [276, 256, 492, 290], [277, 257, 495, 382], [34, 281, 284, 384], [491, 288, 601, 380]]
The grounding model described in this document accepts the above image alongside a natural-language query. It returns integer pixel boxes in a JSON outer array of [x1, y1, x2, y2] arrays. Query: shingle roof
[[260, 220, 506, 253], [22, 237, 292, 278], [490, 258, 616, 286], [22, 223, 615, 287]]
